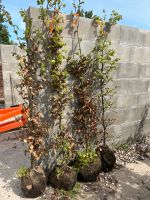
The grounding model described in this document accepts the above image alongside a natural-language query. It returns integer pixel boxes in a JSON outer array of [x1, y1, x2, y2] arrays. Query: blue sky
[[2, 0, 150, 41]]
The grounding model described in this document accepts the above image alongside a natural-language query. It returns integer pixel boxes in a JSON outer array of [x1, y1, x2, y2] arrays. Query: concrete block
[[63, 19, 97, 40], [127, 80, 150, 94], [77, 17, 97, 41], [137, 93, 150, 106], [113, 94, 139, 109], [63, 37, 74, 56], [142, 118, 150, 131], [62, 20, 74, 38], [125, 107, 144, 123], [4, 93, 22, 107], [27, 7, 41, 21], [113, 109, 127, 125], [142, 30, 150, 47], [140, 63, 150, 78], [80, 40, 95, 55], [113, 106, 145, 126], [64, 38, 95, 56], [120, 25, 144, 46], [111, 44, 136, 62], [114, 107, 144, 125], [2, 62, 20, 72], [0, 45, 18, 64], [117, 63, 140, 79], [62, 16, 98, 40], [113, 45, 150, 64], [112, 121, 138, 142], [114, 80, 128, 95], [31, 20, 43, 32], [136, 46, 150, 63], [2, 71, 22, 107], [108, 25, 121, 43], [0, 45, 25, 64]]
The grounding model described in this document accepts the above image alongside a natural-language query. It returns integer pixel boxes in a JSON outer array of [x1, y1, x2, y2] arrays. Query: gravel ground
[[0, 131, 150, 200]]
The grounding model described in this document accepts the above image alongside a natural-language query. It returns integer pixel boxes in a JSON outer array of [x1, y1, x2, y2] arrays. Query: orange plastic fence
[[0, 105, 28, 133]]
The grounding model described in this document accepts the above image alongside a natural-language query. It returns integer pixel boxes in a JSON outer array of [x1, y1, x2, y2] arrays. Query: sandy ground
[[0, 131, 150, 200], [0, 131, 31, 200]]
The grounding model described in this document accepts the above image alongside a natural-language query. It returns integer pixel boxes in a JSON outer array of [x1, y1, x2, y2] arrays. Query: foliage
[[5, 0, 122, 169], [91, 12, 122, 145], [0, 0, 15, 44], [56, 183, 81, 200], [67, 54, 98, 150], [67, 1, 122, 152], [56, 183, 81, 199], [67, 1, 99, 151], [14, 0, 74, 165], [72, 0, 94, 19], [56, 132, 76, 165], [75, 149, 99, 168], [16, 166, 29, 178], [117, 143, 129, 152]]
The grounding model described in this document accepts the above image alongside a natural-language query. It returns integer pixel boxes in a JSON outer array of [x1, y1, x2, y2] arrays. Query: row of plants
[[2, 0, 122, 198]]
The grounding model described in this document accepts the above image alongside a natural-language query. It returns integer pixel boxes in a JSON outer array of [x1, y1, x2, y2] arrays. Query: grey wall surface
[[1, 7, 150, 144], [0, 45, 24, 106]]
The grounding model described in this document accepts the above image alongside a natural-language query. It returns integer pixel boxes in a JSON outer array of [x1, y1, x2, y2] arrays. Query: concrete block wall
[[109, 25, 150, 143], [1, 7, 150, 144], [0, 45, 23, 107], [0, 63, 4, 99], [0, 47, 4, 107]]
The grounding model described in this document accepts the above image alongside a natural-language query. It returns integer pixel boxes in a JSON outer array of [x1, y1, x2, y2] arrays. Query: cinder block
[[113, 94, 139, 109], [77, 17, 97, 40], [63, 37, 74, 56], [125, 107, 144, 122], [111, 43, 136, 62], [108, 25, 121, 43], [114, 80, 128, 95], [3, 71, 22, 107], [138, 93, 150, 106], [113, 44, 150, 64], [0, 45, 25, 64], [113, 109, 127, 125], [140, 63, 150, 78], [64, 38, 95, 56], [142, 30, 150, 47], [31, 20, 43, 32], [113, 106, 146, 126], [120, 25, 144, 46], [112, 121, 138, 142], [0, 45, 18, 63], [4, 94, 22, 107], [136, 46, 150, 63], [127, 80, 150, 94], [143, 116, 150, 130], [2, 62, 20, 72], [27, 7, 41, 21], [62, 20, 74, 38], [62, 16, 97, 40], [117, 63, 140, 79], [80, 40, 95, 55]]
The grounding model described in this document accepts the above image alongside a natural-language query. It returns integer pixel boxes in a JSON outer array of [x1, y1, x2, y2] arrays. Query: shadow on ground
[[76, 160, 150, 200], [0, 132, 150, 200], [0, 133, 31, 200]]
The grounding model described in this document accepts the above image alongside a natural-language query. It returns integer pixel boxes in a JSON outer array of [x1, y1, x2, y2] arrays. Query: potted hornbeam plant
[[66, 0, 102, 182], [92, 11, 122, 172]]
